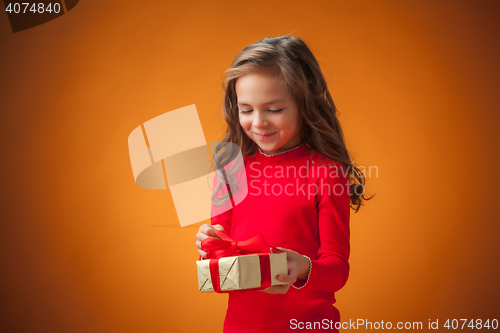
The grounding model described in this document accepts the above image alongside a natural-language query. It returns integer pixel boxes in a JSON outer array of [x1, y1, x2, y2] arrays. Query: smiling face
[[236, 71, 303, 155]]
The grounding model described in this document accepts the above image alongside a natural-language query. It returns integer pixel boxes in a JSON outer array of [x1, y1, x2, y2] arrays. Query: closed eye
[[239, 108, 284, 114]]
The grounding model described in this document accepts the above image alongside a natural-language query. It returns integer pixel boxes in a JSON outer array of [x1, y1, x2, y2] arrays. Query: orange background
[[0, 0, 499, 332]]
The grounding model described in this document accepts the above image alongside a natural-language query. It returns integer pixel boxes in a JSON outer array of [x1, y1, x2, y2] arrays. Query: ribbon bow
[[200, 229, 283, 293], [201, 228, 275, 259]]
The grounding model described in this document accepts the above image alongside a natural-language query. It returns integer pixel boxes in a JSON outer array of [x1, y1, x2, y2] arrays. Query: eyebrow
[[238, 99, 286, 106]]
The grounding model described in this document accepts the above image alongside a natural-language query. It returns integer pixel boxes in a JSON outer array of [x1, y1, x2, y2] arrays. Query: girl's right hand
[[196, 224, 225, 259]]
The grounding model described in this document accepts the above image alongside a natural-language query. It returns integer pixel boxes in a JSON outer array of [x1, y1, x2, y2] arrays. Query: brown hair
[[212, 35, 374, 212]]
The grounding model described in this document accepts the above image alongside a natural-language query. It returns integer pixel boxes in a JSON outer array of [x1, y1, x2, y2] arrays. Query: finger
[[259, 288, 272, 294], [277, 274, 297, 284], [197, 227, 220, 241], [201, 224, 224, 238], [198, 227, 227, 242], [276, 247, 292, 253], [278, 284, 291, 294], [276, 247, 297, 258], [199, 225, 217, 238], [199, 224, 212, 236], [271, 247, 285, 254], [259, 287, 278, 294], [274, 248, 295, 262], [197, 249, 207, 259], [196, 232, 210, 242], [197, 235, 222, 252], [207, 224, 225, 237], [213, 224, 225, 232], [197, 236, 214, 255], [261, 285, 289, 295]]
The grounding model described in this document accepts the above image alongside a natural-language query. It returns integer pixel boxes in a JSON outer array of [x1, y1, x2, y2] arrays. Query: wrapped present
[[197, 229, 288, 293]]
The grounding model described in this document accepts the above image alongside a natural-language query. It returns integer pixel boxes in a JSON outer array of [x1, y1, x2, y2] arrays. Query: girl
[[196, 35, 373, 333]]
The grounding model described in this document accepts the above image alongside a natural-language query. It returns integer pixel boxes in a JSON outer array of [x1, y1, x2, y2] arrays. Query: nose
[[252, 110, 268, 128]]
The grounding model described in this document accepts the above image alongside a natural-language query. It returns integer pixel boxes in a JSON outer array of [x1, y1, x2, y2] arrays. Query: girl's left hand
[[259, 247, 310, 295]]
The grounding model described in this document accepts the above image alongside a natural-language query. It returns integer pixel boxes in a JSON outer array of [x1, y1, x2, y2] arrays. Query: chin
[[257, 141, 275, 148], [258, 143, 281, 152]]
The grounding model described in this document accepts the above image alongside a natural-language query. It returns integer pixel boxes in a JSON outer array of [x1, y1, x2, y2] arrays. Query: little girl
[[196, 35, 372, 333]]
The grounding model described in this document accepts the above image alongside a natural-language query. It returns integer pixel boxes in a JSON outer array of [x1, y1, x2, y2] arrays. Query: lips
[[254, 132, 275, 139]]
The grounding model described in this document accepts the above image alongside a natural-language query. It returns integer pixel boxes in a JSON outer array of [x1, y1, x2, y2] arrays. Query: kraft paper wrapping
[[127, 104, 248, 226], [196, 253, 288, 292]]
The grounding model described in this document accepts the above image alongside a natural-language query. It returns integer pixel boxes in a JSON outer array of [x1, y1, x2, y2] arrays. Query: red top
[[210, 142, 351, 333]]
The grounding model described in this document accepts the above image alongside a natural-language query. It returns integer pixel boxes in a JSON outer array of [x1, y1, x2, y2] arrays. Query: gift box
[[197, 230, 288, 293]]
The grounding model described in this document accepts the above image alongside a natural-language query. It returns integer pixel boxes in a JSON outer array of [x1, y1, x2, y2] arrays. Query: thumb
[[212, 224, 225, 232], [272, 247, 289, 256], [275, 247, 295, 260]]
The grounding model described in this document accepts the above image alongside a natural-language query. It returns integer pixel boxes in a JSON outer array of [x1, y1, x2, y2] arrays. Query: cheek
[[277, 116, 298, 132], [239, 117, 250, 130]]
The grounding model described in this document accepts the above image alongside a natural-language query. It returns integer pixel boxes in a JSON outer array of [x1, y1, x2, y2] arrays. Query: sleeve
[[210, 188, 233, 237], [208, 154, 243, 238], [199, 181, 233, 261], [210, 177, 233, 237], [293, 162, 351, 293]]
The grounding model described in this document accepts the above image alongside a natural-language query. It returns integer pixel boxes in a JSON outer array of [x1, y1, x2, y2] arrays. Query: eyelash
[[239, 109, 283, 114]]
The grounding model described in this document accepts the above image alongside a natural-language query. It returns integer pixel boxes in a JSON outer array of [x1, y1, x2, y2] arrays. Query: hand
[[259, 247, 310, 295], [196, 224, 225, 259]]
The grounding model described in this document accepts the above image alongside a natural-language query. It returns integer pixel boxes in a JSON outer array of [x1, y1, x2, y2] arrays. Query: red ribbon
[[201, 229, 282, 293]]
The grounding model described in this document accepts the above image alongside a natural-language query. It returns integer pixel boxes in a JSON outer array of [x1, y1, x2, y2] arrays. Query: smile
[[254, 132, 276, 139]]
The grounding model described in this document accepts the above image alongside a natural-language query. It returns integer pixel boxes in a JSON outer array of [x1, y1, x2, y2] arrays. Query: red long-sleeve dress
[[210, 142, 351, 333]]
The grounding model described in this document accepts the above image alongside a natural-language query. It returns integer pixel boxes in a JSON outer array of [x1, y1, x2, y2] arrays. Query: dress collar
[[258, 142, 306, 157], [254, 142, 310, 164]]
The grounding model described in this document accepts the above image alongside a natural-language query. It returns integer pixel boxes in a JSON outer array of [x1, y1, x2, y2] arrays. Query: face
[[235, 72, 302, 155]]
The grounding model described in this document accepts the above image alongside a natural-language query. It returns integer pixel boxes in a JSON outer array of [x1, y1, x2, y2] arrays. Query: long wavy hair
[[211, 35, 374, 212]]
